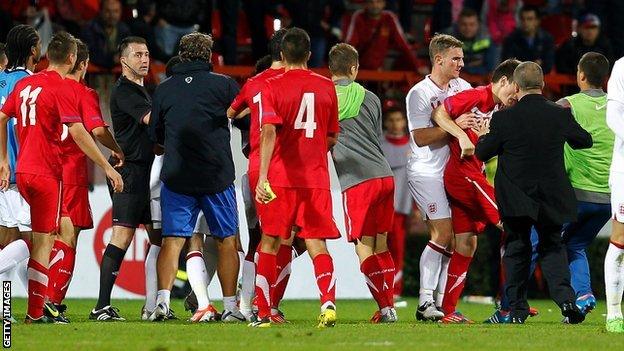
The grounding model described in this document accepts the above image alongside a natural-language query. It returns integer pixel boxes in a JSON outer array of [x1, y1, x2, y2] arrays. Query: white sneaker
[[415, 301, 444, 321], [221, 309, 247, 322], [382, 308, 398, 323], [240, 309, 255, 322], [149, 303, 169, 322], [141, 305, 152, 321]]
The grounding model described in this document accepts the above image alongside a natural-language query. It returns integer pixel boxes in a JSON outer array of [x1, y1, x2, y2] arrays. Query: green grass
[[6, 298, 620, 350]]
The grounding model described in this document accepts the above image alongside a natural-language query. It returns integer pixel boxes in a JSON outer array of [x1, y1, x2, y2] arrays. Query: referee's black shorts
[[107, 161, 152, 228]]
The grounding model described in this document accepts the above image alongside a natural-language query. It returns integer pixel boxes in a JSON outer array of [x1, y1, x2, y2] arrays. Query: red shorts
[[16, 173, 62, 233], [257, 186, 340, 240], [61, 184, 93, 229], [445, 173, 500, 234], [342, 177, 395, 242]]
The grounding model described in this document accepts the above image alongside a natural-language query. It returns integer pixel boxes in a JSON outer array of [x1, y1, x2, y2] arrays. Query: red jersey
[[61, 80, 107, 186], [0, 70, 81, 179], [229, 67, 284, 174], [345, 10, 418, 70], [260, 69, 340, 189], [444, 84, 498, 178]]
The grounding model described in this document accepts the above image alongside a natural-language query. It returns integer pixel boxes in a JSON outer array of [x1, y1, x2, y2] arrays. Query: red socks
[[376, 251, 396, 307], [255, 251, 276, 319], [47, 240, 76, 304], [442, 251, 473, 314], [27, 259, 49, 319], [272, 244, 292, 308], [360, 255, 391, 309], [312, 254, 336, 308]]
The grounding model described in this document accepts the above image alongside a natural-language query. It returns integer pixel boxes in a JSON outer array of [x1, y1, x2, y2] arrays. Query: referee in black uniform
[[90, 36, 158, 321]]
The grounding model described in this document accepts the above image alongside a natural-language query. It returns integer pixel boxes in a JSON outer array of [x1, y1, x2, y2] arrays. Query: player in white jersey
[[604, 57, 624, 333], [406, 34, 474, 321]]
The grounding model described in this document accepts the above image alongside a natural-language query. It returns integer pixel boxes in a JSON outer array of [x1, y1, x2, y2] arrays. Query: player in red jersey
[[430, 59, 521, 323], [46, 39, 124, 319], [252, 28, 340, 328], [0, 32, 123, 324], [227, 29, 287, 322]]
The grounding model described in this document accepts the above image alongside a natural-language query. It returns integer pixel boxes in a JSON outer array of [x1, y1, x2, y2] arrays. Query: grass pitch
[[7, 298, 620, 350]]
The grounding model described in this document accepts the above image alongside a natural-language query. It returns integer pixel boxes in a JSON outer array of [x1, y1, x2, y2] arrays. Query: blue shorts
[[161, 182, 238, 239]]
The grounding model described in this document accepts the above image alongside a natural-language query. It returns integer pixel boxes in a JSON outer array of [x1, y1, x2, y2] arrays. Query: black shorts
[[107, 161, 151, 228]]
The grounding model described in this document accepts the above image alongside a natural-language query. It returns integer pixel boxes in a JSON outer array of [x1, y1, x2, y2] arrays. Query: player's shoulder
[[452, 77, 472, 90], [307, 70, 333, 85], [407, 77, 436, 99]]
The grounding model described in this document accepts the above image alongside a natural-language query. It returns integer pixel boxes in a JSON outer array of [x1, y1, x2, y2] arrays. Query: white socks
[[239, 259, 256, 314], [0, 239, 29, 275], [419, 241, 444, 305], [436, 251, 452, 308], [187, 251, 210, 309], [605, 242, 624, 320], [144, 244, 160, 312], [156, 289, 171, 309], [223, 295, 238, 312]]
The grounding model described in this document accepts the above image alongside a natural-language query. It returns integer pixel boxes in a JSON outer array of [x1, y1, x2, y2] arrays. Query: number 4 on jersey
[[295, 92, 317, 138]]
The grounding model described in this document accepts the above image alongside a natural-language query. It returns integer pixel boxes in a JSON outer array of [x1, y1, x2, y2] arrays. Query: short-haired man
[[476, 61, 590, 324], [502, 5, 555, 73], [0, 24, 40, 324], [253, 27, 340, 328], [0, 31, 123, 324], [449, 8, 496, 75], [228, 29, 291, 322], [91, 36, 154, 321], [148, 33, 242, 323], [328, 43, 397, 323], [47, 39, 124, 322], [406, 33, 473, 321], [604, 54, 624, 333], [431, 58, 521, 323], [556, 52, 613, 316]]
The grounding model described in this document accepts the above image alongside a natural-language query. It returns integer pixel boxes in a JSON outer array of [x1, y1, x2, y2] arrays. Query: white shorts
[[241, 173, 258, 229], [407, 174, 451, 220], [610, 171, 624, 223], [150, 197, 162, 230], [194, 212, 210, 235], [0, 184, 31, 232]]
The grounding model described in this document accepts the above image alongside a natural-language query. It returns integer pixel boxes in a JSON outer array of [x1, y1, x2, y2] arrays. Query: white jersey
[[405, 76, 471, 176], [608, 58, 624, 174]]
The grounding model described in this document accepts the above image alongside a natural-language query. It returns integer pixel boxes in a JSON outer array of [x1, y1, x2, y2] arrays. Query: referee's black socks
[[95, 244, 127, 310]]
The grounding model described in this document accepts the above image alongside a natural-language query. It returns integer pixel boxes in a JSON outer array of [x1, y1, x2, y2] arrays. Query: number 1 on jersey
[[295, 92, 317, 138], [253, 92, 262, 128]]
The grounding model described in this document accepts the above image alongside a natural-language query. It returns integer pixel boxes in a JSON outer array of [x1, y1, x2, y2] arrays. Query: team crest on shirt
[[428, 202, 437, 214], [619, 203, 624, 216], [185, 77, 193, 84]]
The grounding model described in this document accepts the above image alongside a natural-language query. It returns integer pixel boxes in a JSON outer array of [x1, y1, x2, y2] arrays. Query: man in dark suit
[[474, 61, 592, 324]]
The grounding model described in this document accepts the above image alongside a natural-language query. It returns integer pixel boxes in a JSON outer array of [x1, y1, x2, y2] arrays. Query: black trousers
[[503, 216, 576, 319]]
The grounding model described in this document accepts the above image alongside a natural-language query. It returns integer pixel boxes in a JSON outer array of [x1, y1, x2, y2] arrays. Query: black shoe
[[166, 308, 178, 320], [24, 315, 56, 324], [54, 304, 68, 314], [509, 311, 528, 324], [561, 302, 585, 324], [43, 301, 69, 324], [89, 306, 126, 321], [184, 291, 198, 314]]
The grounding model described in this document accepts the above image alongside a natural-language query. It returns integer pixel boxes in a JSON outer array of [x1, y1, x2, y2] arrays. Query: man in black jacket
[[475, 61, 592, 324], [148, 32, 243, 322]]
